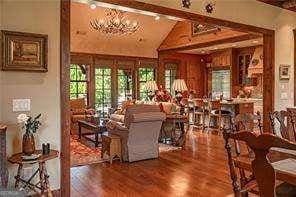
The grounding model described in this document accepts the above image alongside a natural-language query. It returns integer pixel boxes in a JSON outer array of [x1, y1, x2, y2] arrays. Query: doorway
[[60, 0, 275, 195]]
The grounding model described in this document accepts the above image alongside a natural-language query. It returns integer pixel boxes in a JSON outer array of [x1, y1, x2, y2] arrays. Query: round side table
[[8, 150, 59, 196]]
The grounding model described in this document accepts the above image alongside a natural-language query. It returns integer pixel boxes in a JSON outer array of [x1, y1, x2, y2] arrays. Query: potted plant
[[17, 113, 42, 155]]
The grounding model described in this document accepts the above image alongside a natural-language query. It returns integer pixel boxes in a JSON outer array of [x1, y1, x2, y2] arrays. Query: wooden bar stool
[[101, 133, 122, 164], [208, 100, 232, 133], [192, 98, 208, 131]]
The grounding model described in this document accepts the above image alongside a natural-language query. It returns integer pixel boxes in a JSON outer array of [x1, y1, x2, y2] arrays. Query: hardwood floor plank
[[71, 128, 233, 196]]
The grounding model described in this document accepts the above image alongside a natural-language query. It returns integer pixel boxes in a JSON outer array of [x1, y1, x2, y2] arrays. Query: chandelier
[[90, 9, 140, 35]]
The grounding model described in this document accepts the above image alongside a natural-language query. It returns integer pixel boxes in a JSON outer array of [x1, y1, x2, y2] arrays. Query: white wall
[[0, 0, 60, 190], [139, 0, 296, 110]]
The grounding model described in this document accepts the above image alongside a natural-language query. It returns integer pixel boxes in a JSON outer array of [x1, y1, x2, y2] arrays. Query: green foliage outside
[[70, 65, 161, 113]]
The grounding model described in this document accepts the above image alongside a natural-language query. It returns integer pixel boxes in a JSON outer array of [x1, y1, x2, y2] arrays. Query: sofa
[[107, 104, 166, 162], [70, 98, 95, 135]]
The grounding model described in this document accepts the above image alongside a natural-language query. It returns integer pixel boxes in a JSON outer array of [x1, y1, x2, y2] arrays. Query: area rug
[[159, 143, 182, 153], [70, 136, 103, 167]]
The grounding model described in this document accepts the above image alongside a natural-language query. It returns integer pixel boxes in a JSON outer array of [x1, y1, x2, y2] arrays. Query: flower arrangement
[[155, 85, 172, 102], [17, 113, 42, 155], [17, 113, 42, 134]]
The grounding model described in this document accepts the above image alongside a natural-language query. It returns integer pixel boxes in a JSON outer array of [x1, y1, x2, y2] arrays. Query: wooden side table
[[165, 114, 188, 149], [101, 134, 122, 164], [8, 150, 59, 196], [0, 124, 8, 188]]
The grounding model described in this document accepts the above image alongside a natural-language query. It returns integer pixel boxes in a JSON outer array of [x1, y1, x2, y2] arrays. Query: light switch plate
[[13, 99, 31, 112]]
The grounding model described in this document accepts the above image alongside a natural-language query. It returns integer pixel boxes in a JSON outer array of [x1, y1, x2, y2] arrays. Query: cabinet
[[211, 50, 232, 67], [238, 53, 252, 85]]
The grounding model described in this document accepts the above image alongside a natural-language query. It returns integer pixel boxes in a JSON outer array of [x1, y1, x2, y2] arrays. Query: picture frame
[[1, 30, 48, 72], [191, 22, 221, 36], [279, 64, 290, 80]]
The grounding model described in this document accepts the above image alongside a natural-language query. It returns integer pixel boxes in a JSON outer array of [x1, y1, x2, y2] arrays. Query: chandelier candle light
[[90, 9, 140, 35], [145, 81, 158, 101]]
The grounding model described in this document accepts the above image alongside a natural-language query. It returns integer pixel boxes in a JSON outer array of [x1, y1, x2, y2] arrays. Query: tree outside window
[[70, 64, 88, 101]]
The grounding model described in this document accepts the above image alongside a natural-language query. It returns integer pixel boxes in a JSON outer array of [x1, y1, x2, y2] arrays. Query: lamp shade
[[172, 79, 188, 92], [145, 81, 158, 91]]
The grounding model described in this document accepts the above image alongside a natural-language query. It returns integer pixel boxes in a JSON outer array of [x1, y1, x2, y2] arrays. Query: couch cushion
[[110, 114, 125, 123]]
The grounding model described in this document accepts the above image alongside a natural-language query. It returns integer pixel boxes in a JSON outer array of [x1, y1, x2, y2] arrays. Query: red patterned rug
[[70, 136, 103, 167]]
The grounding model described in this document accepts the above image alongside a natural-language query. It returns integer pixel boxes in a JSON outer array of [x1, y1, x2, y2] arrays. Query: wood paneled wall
[[158, 20, 250, 52], [158, 52, 207, 97]]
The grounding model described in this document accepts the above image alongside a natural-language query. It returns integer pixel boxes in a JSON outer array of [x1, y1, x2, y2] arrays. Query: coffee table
[[77, 119, 108, 147]]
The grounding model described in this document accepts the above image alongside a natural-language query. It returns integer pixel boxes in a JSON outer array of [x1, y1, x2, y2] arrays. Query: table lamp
[[145, 81, 158, 101], [172, 79, 188, 104]]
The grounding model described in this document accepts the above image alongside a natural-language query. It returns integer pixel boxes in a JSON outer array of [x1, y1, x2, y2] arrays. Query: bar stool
[[208, 100, 232, 133], [193, 98, 208, 131]]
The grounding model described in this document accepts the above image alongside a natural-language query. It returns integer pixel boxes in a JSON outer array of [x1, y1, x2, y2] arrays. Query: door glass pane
[[165, 69, 176, 96], [95, 67, 112, 117], [138, 67, 155, 101], [118, 69, 133, 105]]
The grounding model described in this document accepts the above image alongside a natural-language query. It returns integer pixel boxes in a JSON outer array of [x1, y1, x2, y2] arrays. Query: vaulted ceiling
[[71, 2, 176, 58], [257, 0, 296, 12]]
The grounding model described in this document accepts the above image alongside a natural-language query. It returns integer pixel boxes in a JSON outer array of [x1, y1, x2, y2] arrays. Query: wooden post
[[263, 33, 275, 132]]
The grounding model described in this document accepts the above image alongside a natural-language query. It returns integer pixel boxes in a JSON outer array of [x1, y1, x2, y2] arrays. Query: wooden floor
[[70, 127, 234, 197]]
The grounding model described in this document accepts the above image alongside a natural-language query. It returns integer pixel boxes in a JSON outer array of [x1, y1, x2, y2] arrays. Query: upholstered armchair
[[107, 104, 166, 162], [70, 98, 95, 135]]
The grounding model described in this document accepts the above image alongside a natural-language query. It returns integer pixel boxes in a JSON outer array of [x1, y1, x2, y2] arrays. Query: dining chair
[[192, 98, 208, 131], [223, 130, 296, 197], [232, 112, 263, 134], [208, 99, 231, 133], [269, 110, 296, 141]]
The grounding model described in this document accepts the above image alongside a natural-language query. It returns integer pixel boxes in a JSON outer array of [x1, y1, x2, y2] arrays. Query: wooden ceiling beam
[[95, 0, 272, 35], [158, 34, 261, 53]]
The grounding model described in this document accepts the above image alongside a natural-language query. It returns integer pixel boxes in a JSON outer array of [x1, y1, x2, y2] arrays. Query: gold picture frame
[[1, 30, 48, 72]]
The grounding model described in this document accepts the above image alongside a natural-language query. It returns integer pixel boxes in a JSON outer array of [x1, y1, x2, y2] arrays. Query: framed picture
[[192, 22, 221, 36], [279, 64, 290, 80], [1, 30, 48, 72]]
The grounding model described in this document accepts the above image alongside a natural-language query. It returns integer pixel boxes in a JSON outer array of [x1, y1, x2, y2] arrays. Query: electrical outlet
[[13, 99, 31, 112]]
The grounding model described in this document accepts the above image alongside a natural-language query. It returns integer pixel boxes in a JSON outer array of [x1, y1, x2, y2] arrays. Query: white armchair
[[107, 104, 166, 162]]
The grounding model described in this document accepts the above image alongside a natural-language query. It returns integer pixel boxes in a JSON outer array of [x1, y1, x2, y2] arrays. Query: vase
[[22, 132, 35, 155]]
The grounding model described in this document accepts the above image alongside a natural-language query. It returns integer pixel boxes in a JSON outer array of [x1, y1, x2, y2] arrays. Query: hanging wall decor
[[182, 0, 191, 8], [1, 30, 48, 72], [204, 1, 215, 14]]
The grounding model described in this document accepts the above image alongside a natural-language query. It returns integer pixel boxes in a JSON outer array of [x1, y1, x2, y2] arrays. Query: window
[[165, 69, 177, 95], [95, 68, 112, 117], [118, 69, 133, 105], [212, 70, 231, 99], [138, 67, 155, 101], [70, 64, 88, 101]]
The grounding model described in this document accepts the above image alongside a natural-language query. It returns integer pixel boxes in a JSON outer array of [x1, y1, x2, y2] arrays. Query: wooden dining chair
[[232, 112, 263, 134], [192, 98, 207, 131], [269, 110, 296, 141], [223, 130, 296, 197]]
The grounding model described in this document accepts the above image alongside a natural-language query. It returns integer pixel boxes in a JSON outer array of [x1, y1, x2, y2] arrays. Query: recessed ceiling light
[[232, 44, 237, 47], [214, 47, 218, 50], [252, 40, 259, 44], [90, 3, 97, 10], [155, 16, 160, 21]]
